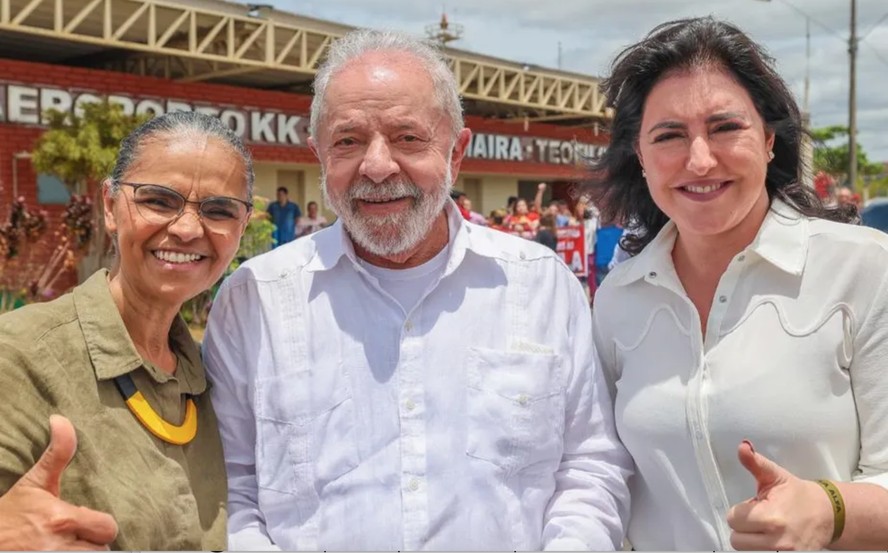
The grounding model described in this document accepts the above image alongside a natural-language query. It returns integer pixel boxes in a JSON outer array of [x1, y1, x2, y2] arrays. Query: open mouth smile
[[152, 250, 206, 264], [678, 180, 732, 200]]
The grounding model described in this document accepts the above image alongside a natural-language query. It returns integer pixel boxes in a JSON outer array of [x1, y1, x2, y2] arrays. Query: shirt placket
[[398, 304, 429, 550], [686, 253, 748, 548]]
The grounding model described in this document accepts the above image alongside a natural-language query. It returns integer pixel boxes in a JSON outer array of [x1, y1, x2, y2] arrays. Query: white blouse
[[592, 200, 888, 550]]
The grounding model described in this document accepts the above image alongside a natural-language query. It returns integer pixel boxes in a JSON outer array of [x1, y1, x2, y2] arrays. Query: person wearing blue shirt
[[594, 222, 623, 287], [267, 186, 302, 246]]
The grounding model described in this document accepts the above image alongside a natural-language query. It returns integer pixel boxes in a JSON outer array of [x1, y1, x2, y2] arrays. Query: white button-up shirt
[[204, 203, 632, 551], [593, 200, 888, 550]]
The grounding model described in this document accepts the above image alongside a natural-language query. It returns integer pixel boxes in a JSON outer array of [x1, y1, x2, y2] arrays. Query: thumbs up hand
[[19, 414, 79, 497], [727, 440, 834, 551], [0, 415, 118, 550]]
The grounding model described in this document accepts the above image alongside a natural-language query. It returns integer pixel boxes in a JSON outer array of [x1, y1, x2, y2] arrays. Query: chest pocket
[[465, 347, 565, 475], [254, 372, 360, 513]]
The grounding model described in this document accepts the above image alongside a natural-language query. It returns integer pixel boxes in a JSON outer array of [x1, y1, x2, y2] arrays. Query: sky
[[267, 0, 888, 162]]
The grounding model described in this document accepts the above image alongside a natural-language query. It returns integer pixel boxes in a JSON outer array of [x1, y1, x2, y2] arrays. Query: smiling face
[[103, 133, 249, 307], [515, 199, 529, 216], [309, 50, 471, 260], [636, 66, 775, 243]]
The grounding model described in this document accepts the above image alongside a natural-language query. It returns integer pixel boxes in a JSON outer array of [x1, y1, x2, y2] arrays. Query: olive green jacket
[[0, 270, 226, 550]]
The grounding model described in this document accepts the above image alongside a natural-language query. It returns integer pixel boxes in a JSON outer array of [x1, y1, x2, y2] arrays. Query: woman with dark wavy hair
[[589, 17, 888, 550]]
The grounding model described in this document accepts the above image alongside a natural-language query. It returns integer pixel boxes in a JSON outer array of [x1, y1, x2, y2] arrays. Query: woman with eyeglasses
[[0, 111, 252, 549]]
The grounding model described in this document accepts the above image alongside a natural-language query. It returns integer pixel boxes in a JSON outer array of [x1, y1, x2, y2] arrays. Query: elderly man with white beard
[[203, 29, 632, 551]]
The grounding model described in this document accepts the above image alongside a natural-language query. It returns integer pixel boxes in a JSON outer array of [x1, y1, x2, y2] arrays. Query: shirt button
[[405, 399, 416, 411], [718, 295, 727, 303], [519, 251, 527, 260], [405, 320, 414, 332], [738, 254, 746, 262], [648, 271, 657, 278], [517, 394, 529, 406], [408, 478, 420, 491], [695, 430, 704, 439]]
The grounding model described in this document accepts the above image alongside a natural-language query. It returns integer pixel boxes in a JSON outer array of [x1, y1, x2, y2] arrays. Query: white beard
[[322, 166, 453, 257]]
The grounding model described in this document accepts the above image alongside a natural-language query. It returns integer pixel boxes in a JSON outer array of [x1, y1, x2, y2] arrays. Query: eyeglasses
[[117, 182, 252, 234]]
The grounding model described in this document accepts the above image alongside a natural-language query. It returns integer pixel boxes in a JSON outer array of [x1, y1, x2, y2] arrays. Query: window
[[37, 174, 71, 205]]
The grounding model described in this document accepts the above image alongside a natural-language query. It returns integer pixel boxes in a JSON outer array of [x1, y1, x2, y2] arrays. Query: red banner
[[556, 225, 587, 277]]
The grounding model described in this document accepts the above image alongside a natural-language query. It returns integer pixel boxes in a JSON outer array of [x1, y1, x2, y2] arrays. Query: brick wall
[[0, 58, 321, 297], [0, 57, 608, 174], [0, 124, 81, 297]]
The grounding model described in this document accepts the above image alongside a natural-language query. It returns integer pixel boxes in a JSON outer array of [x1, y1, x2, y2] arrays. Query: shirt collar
[[303, 216, 357, 273], [607, 221, 677, 288], [609, 198, 809, 287], [73, 269, 207, 394], [747, 198, 809, 276], [304, 199, 497, 275], [164, 316, 208, 395]]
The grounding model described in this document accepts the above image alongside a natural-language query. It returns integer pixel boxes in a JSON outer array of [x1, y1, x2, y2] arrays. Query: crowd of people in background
[[265, 181, 630, 300], [266, 186, 328, 246], [451, 182, 628, 299], [264, 180, 866, 287]]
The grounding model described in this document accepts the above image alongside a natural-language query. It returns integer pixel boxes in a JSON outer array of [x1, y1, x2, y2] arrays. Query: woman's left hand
[[727, 440, 835, 550]]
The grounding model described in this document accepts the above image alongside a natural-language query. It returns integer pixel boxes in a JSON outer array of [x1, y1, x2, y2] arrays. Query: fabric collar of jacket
[[303, 199, 537, 276], [608, 198, 810, 288], [73, 269, 207, 394]]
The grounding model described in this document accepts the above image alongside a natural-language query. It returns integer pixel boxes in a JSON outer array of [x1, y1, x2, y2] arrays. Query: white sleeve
[[850, 254, 888, 490], [542, 278, 633, 550], [203, 277, 281, 551]]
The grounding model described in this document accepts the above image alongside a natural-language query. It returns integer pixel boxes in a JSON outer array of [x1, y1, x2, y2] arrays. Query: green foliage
[[230, 195, 276, 273], [865, 175, 888, 199], [31, 101, 150, 279], [32, 101, 150, 193], [809, 125, 847, 142], [811, 126, 883, 186]]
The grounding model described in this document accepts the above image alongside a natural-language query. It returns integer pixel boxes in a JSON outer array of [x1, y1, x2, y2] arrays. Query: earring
[[641, 169, 647, 178], [768, 151, 775, 161]]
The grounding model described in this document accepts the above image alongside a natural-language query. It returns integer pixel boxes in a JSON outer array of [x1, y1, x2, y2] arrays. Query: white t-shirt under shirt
[[359, 244, 450, 313]]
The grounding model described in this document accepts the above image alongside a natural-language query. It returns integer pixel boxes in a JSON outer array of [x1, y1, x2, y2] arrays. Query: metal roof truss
[[0, 0, 608, 120]]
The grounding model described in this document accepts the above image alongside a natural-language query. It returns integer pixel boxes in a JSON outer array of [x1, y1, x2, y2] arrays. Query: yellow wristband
[[815, 479, 846, 544]]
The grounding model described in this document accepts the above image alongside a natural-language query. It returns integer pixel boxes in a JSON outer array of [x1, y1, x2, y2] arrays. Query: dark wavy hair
[[585, 16, 856, 255]]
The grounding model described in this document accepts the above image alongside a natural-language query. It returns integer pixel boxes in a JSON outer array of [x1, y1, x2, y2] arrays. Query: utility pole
[[848, 0, 858, 189], [804, 17, 810, 113], [801, 16, 813, 188]]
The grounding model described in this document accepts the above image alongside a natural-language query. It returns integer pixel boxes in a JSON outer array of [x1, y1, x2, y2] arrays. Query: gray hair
[[109, 110, 254, 198], [309, 29, 464, 141]]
